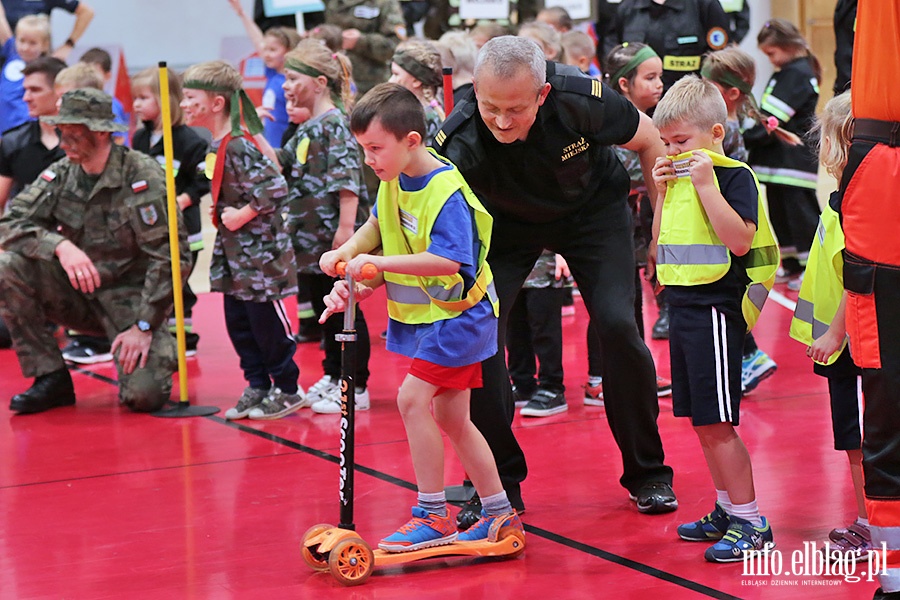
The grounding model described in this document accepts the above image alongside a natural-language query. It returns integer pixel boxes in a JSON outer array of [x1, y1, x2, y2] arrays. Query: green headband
[[699, 64, 761, 114], [282, 57, 347, 113], [610, 45, 660, 85], [393, 51, 443, 88], [284, 57, 327, 81], [183, 79, 263, 137]]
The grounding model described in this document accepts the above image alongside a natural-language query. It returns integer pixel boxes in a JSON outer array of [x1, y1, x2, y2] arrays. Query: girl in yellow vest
[[650, 76, 778, 563], [789, 92, 871, 562], [319, 83, 523, 551]]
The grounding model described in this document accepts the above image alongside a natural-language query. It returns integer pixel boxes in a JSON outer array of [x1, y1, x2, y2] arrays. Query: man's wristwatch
[[136, 320, 152, 332]]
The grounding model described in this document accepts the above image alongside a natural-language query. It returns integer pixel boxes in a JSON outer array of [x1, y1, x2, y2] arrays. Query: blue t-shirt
[[111, 96, 129, 145], [0, 38, 31, 135], [373, 165, 498, 368], [2, 0, 78, 30], [262, 67, 288, 148]]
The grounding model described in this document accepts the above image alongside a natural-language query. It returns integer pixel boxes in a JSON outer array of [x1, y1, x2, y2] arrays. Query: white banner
[[459, 0, 509, 21]]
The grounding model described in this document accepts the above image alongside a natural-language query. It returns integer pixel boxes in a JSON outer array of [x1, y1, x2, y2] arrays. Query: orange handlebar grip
[[335, 261, 377, 279]]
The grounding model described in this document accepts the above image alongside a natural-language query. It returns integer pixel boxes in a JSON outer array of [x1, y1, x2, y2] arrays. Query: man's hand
[[111, 326, 153, 375], [55, 239, 101, 293], [554, 254, 570, 280]]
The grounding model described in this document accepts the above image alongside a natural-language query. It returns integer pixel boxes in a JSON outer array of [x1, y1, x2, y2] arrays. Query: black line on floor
[[210, 416, 738, 599], [47, 373, 738, 598]]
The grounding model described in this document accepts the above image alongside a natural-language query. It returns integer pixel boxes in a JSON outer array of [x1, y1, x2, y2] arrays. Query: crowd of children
[[0, 2, 868, 567]]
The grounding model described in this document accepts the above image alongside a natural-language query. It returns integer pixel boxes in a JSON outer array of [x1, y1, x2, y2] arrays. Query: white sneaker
[[306, 375, 339, 403], [311, 386, 370, 414], [247, 387, 310, 420]]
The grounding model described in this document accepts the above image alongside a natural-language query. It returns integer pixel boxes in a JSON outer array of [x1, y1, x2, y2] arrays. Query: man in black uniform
[[434, 36, 676, 523], [603, 0, 730, 91]]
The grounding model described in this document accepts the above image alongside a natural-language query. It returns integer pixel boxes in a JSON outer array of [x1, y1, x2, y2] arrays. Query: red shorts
[[409, 358, 483, 392]]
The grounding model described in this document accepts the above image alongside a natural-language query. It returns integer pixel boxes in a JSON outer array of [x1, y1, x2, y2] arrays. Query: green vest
[[656, 149, 779, 329], [377, 152, 499, 325], [789, 204, 847, 365]]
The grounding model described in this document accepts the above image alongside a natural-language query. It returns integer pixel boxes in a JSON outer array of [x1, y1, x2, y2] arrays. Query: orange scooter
[[301, 261, 526, 586]]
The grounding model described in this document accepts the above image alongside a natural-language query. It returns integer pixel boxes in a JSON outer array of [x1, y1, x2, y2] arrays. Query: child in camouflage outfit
[[278, 39, 373, 414], [181, 60, 305, 420]]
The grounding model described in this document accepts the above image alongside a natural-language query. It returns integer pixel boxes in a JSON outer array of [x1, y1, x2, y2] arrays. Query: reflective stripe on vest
[[753, 166, 819, 190], [377, 151, 499, 325], [656, 149, 779, 330], [789, 205, 847, 364]]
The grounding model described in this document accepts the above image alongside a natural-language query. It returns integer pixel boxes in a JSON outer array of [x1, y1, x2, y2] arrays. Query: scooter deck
[[374, 535, 524, 566]]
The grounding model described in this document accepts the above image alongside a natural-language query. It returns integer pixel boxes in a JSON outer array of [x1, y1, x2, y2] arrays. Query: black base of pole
[[151, 401, 220, 418]]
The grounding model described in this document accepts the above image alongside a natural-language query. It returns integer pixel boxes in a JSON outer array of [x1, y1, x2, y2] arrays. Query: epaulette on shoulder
[[433, 95, 476, 150], [547, 61, 604, 100]]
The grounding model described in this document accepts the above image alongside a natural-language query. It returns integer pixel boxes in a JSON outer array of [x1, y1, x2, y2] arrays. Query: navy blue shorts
[[670, 304, 744, 426], [816, 350, 862, 451]]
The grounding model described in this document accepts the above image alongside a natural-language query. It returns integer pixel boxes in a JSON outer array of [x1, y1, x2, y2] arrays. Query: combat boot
[[10, 369, 76, 414]]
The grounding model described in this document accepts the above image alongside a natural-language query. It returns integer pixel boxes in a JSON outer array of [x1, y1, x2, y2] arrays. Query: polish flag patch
[[131, 180, 148, 193], [41, 170, 56, 182]]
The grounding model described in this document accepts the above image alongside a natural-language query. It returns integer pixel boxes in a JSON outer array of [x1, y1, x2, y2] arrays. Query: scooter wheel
[[329, 537, 374, 586], [300, 523, 334, 571], [498, 526, 527, 559]]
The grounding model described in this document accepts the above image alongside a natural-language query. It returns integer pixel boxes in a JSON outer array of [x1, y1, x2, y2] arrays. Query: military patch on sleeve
[[132, 180, 148, 193], [707, 27, 728, 50], [41, 170, 56, 182], [139, 204, 159, 226]]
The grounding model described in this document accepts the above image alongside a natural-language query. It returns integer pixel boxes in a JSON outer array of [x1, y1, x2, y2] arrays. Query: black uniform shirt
[[0, 120, 66, 200], [609, 0, 730, 91], [436, 63, 640, 224]]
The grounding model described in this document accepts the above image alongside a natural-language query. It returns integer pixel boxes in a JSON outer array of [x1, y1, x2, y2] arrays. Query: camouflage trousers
[[0, 252, 176, 412]]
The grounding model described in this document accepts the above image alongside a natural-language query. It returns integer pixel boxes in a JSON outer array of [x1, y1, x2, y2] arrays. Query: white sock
[[731, 500, 762, 528], [481, 490, 512, 516], [588, 375, 602, 387], [418, 491, 447, 517], [857, 517, 869, 527], [716, 490, 733, 515]]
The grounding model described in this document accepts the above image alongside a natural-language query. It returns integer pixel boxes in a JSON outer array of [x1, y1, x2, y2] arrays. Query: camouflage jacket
[[0, 145, 189, 332], [325, 0, 405, 94], [523, 249, 567, 289], [279, 108, 367, 274], [209, 136, 297, 302]]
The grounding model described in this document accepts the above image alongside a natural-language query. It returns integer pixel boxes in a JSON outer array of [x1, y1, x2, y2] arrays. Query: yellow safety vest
[[377, 152, 499, 325], [789, 204, 847, 365], [656, 149, 779, 330]]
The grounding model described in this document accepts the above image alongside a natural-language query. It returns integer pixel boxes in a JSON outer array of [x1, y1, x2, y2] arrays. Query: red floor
[[0, 281, 879, 599]]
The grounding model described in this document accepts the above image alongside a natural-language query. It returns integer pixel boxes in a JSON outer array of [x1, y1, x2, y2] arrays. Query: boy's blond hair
[[15, 14, 51, 48], [132, 67, 185, 128], [814, 91, 853, 182], [55, 63, 104, 91], [653, 75, 727, 133], [182, 60, 243, 112], [561, 31, 595, 63]]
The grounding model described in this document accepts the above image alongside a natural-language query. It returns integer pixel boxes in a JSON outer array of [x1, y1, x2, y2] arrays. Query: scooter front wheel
[[329, 537, 374, 586], [301, 523, 334, 571]]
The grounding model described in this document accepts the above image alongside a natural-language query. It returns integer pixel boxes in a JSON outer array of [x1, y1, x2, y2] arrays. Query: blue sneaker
[[457, 510, 523, 542], [704, 516, 774, 563], [378, 507, 457, 552], [741, 350, 777, 394], [677, 503, 731, 541]]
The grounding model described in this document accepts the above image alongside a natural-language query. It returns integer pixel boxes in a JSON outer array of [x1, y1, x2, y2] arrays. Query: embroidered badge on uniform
[[41, 170, 56, 182], [205, 153, 216, 180], [139, 205, 159, 226], [707, 27, 728, 50], [132, 180, 148, 193], [296, 137, 310, 164]]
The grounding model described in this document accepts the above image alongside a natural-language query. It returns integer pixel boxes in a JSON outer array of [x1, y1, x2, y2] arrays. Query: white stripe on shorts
[[711, 306, 732, 422]]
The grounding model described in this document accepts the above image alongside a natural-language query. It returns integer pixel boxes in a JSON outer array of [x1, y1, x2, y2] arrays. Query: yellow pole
[[158, 61, 189, 403]]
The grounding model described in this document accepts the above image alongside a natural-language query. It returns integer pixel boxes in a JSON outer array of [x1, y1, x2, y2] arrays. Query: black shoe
[[292, 331, 321, 344], [629, 482, 678, 514], [0, 316, 11, 349], [520, 388, 568, 417], [651, 306, 670, 340], [511, 384, 534, 408], [10, 369, 76, 414], [456, 494, 482, 529], [874, 589, 900, 600]]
